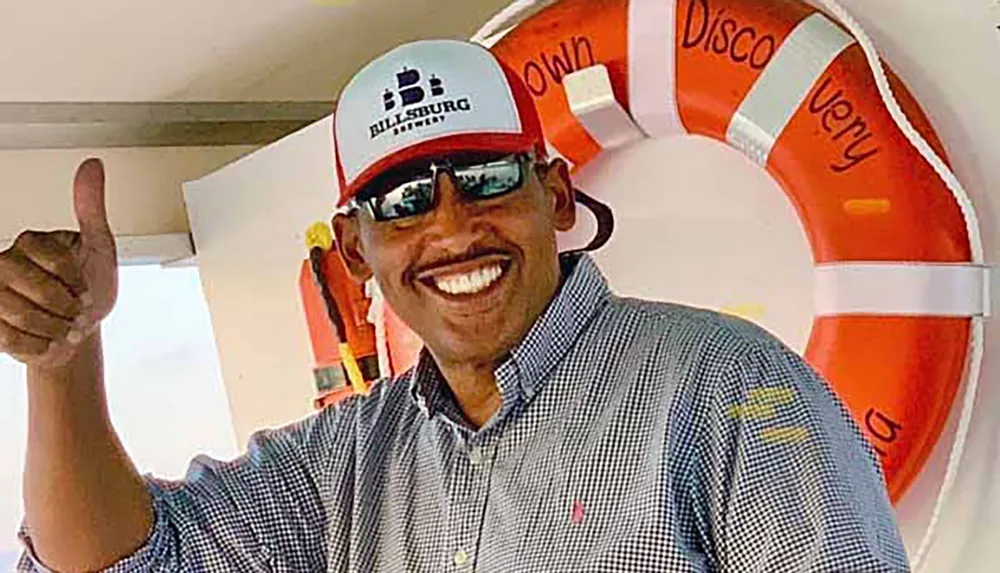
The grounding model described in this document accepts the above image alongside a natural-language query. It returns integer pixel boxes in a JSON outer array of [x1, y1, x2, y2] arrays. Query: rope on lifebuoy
[[813, 1, 987, 568]]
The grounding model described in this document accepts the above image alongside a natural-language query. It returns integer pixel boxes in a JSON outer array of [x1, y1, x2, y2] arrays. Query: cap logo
[[383, 67, 444, 111], [369, 66, 473, 140]]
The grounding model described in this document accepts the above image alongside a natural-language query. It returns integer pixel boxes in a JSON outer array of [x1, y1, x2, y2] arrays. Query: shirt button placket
[[468, 446, 484, 466], [453, 549, 471, 568], [444, 439, 492, 571]]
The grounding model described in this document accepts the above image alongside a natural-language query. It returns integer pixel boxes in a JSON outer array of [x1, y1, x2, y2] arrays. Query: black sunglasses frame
[[335, 154, 615, 253], [344, 153, 536, 222]]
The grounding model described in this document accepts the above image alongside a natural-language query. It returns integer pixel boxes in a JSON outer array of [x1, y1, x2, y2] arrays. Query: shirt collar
[[407, 252, 612, 420], [506, 252, 611, 400]]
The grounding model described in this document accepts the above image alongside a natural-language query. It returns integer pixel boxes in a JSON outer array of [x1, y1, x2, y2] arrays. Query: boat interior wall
[[0, 147, 254, 259], [561, 136, 815, 354], [183, 118, 340, 445]]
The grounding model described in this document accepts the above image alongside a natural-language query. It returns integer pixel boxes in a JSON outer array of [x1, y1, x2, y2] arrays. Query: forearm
[[23, 330, 153, 573]]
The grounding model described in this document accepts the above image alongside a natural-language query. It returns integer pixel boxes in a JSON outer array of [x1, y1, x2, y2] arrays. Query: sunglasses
[[345, 152, 536, 222]]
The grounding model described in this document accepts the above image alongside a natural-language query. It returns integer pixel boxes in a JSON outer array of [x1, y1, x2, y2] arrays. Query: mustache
[[409, 245, 514, 278]]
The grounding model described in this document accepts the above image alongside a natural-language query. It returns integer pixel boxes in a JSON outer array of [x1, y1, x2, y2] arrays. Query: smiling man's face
[[334, 157, 576, 371]]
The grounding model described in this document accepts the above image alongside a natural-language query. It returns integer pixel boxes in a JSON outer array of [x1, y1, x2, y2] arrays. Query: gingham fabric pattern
[[19, 254, 909, 572]]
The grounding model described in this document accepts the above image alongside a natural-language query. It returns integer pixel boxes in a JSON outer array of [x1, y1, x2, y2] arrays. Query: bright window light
[[0, 265, 239, 571]]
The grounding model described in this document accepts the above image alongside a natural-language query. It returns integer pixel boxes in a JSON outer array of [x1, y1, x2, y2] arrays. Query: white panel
[[184, 117, 335, 446], [727, 13, 855, 166], [475, 26, 515, 48], [814, 263, 989, 317], [564, 65, 646, 150]]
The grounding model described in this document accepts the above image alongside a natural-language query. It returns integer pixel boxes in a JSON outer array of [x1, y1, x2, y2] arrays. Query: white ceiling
[[0, 0, 515, 102]]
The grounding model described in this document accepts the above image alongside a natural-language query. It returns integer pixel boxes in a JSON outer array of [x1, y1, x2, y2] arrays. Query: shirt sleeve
[[18, 403, 352, 573], [688, 330, 910, 572]]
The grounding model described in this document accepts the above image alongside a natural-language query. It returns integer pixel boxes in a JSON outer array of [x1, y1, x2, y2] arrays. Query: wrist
[[27, 329, 104, 397]]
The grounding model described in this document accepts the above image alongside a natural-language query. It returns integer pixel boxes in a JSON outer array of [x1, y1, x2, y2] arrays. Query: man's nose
[[427, 171, 474, 237]]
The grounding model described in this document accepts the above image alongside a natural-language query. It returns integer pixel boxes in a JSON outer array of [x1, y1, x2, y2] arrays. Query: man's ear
[[539, 158, 577, 232], [331, 213, 373, 284]]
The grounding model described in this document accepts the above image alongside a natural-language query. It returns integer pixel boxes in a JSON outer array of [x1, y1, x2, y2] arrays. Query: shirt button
[[468, 447, 483, 466], [453, 549, 470, 567]]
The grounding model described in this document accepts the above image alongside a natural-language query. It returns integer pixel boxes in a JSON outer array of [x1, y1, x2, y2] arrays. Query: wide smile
[[414, 255, 513, 303]]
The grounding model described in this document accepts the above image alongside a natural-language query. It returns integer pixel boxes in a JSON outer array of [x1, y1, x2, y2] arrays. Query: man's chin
[[427, 328, 519, 367]]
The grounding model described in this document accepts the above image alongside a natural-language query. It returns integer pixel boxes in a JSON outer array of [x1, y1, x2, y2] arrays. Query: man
[[7, 39, 908, 572]]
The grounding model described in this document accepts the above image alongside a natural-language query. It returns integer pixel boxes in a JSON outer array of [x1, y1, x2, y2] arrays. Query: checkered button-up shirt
[[20, 253, 909, 572]]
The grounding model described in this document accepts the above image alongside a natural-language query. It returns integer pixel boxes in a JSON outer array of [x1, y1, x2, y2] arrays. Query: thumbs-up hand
[[0, 158, 119, 367]]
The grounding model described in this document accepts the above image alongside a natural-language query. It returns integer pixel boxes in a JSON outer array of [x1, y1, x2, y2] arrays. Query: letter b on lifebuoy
[[864, 407, 903, 457]]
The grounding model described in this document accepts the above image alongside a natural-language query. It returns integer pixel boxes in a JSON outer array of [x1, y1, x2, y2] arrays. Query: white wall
[[184, 118, 338, 446], [566, 136, 814, 351]]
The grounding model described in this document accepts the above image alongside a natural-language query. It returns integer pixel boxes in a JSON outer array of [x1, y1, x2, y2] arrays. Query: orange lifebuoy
[[481, 0, 981, 503]]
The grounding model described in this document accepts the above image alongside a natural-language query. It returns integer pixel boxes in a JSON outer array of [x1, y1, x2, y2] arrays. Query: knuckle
[[0, 253, 33, 285], [0, 324, 16, 352], [54, 258, 84, 282], [0, 324, 46, 356], [0, 293, 19, 322], [13, 230, 38, 244], [14, 231, 73, 266], [22, 309, 61, 335], [0, 302, 36, 333], [5, 309, 29, 331], [33, 288, 65, 311], [0, 250, 15, 277], [13, 230, 43, 252], [14, 337, 48, 356]]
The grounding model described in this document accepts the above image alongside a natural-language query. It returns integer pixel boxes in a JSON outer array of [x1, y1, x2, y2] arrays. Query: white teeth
[[433, 264, 503, 295]]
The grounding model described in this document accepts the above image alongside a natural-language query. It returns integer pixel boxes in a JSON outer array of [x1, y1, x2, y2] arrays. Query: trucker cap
[[333, 39, 547, 206]]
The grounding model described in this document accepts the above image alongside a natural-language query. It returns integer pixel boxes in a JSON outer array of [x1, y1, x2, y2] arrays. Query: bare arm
[[2, 159, 151, 572], [10, 159, 331, 573], [23, 331, 152, 573]]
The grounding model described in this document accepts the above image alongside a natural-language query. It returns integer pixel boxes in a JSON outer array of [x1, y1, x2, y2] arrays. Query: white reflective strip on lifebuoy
[[628, 0, 685, 137], [564, 64, 646, 150], [544, 139, 574, 170], [727, 13, 855, 166], [476, 26, 515, 49], [814, 263, 991, 317]]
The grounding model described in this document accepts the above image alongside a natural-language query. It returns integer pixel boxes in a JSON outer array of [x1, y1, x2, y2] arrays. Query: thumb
[[73, 158, 113, 245]]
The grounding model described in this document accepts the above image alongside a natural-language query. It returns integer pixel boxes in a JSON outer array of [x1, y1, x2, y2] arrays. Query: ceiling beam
[[0, 102, 334, 149]]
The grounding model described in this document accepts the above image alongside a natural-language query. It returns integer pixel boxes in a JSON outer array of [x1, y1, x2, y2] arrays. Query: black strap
[[572, 189, 615, 253]]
